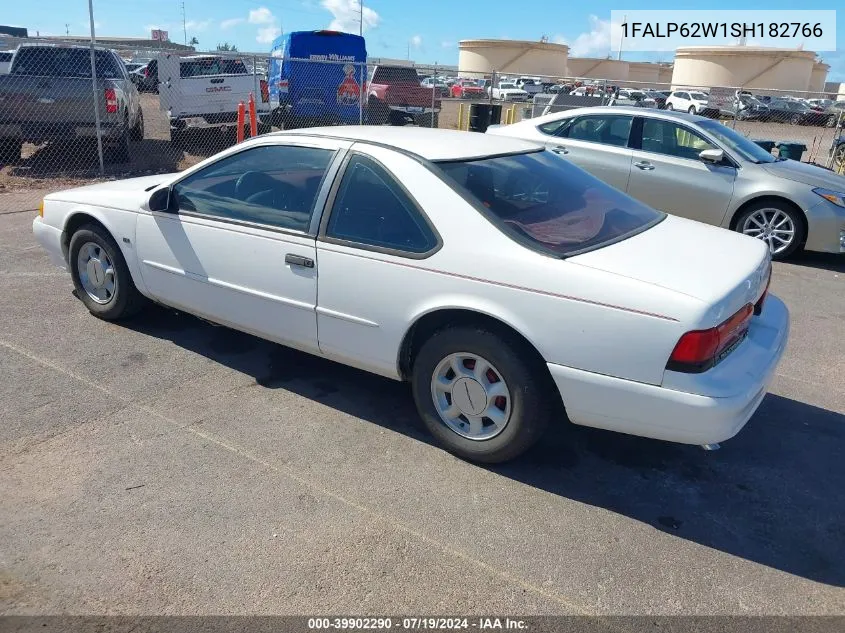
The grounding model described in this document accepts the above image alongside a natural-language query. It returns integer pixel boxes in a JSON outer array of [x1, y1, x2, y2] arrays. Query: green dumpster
[[752, 139, 776, 153], [776, 141, 808, 161]]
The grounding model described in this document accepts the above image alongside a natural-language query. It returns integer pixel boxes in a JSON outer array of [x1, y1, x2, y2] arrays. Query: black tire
[[665, 103, 673, 111], [832, 144, 845, 173], [411, 326, 553, 463], [388, 111, 406, 126], [68, 224, 146, 320], [734, 200, 805, 260], [0, 139, 22, 165], [790, 113, 801, 125], [688, 105, 696, 114], [105, 119, 131, 164], [130, 110, 145, 141], [170, 128, 187, 150], [367, 97, 389, 125]]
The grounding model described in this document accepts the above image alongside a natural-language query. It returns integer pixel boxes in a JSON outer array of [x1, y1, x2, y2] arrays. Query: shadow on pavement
[[789, 251, 845, 274], [125, 304, 845, 587]]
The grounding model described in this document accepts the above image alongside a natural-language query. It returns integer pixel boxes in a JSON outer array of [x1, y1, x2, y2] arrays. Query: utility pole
[[359, 0, 363, 36], [617, 14, 626, 61], [65, 23, 70, 36], [181, 1, 187, 46]]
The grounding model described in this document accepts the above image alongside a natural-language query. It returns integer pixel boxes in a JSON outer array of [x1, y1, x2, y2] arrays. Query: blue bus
[[268, 30, 367, 128]]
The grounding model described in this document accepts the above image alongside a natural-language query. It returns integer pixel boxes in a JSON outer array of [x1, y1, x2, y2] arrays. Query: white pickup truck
[[515, 77, 543, 95], [491, 81, 529, 102], [157, 54, 270, 147]]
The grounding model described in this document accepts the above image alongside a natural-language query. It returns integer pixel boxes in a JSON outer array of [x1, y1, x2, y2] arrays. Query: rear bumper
[[548, 295, 790, 446], [0, 121, 122, 143], [32, 217, 67, 271]]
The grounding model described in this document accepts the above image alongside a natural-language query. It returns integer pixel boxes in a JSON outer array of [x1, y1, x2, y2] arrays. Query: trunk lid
[[570, 215, 771, 325]]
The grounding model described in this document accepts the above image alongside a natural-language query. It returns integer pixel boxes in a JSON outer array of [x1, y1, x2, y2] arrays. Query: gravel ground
[[0, 204, 844, 615]]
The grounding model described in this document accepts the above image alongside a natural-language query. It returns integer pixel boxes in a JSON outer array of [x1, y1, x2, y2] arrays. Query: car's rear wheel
[[789, 113, 801, 125], [105, 118, 131, 164], [735, 201, 804, 259], [688, 105, 696, 114], [411, 326, 552, 463], [69, 224, 146, 320], [833, 144, 845, 172], [130, 110, 145, 141]]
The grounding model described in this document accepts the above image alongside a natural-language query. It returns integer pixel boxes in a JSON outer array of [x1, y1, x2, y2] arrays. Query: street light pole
[[359, 0, 363, 36]]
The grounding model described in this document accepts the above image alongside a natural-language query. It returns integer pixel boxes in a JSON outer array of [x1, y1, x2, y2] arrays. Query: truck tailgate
[[0, 75, 99, 125], [166, 74, 261, 115]]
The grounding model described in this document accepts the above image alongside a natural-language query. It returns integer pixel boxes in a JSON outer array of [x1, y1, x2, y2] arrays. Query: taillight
[[143, 67, 149, 77], [104, 88, 118, 113], [260, 79, 269, 102], [668, 303, 754, 373]]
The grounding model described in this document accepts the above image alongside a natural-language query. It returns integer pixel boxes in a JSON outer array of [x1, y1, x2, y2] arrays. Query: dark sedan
[[765, 99, 836, 126]]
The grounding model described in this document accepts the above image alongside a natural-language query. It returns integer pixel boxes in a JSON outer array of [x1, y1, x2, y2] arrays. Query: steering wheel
[[235, 171, 304, 212]]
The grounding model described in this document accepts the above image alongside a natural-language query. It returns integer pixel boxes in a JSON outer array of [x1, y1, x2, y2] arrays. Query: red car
[[450, 79, 485, 99]]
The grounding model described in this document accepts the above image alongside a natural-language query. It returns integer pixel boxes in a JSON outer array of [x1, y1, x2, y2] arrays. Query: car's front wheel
[[665, 103, 673, 111], [69, 224, 146, 320], [411, 326, 552, 463], [735, 201, 805, 259]]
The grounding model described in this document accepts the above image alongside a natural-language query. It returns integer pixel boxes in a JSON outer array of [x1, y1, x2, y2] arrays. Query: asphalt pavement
[[0, 206, 843, 615]]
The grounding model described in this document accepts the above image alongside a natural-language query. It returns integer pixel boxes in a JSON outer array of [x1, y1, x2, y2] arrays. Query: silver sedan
[[488, 106, 845, 259]]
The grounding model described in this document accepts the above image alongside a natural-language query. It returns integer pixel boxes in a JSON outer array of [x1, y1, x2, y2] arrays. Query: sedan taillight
[[668, 303, 754, 373]]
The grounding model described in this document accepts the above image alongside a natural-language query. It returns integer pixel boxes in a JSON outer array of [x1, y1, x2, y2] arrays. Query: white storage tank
[[566, 57, 629, 81], [458, 39, 568, 77], [809, 61, 829, 94], [671, 46, 815, 91]]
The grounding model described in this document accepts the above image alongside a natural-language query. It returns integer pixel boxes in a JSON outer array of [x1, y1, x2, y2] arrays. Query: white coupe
[[33, 127, 789, 463]]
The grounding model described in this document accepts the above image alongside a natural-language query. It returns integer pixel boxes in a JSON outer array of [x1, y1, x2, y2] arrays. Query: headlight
[[813, 188, 845, 208]]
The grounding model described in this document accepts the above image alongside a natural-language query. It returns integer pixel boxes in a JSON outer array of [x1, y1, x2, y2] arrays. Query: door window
[[640, 119, 716, 160], [566, 115, 633, 147], [325, 155, 438, 255], [171, 144, 334, 231]]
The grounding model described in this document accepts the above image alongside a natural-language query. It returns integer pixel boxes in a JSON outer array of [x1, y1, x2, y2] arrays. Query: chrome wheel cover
[[76, 241, 116, 304], [430, 352, 511, 441]]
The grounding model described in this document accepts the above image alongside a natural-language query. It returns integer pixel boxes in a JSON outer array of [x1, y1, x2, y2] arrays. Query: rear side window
[[370, 67, 419, 83], [180, 58, 248, 78], [12, 48, 121, 78], [567, 115, 633, 147], [437, 150, 663, 257], [326, 155, 437, 254]]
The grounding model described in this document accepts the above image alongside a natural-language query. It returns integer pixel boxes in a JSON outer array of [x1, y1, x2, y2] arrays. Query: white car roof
[[276, 126, 541, 161]]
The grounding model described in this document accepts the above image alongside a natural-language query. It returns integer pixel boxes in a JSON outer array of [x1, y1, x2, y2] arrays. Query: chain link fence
[[1, 38, 844, 195]]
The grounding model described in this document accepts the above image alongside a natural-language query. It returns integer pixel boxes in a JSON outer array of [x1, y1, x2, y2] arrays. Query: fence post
[[87, 0, 104, 176], [430, 64, 437, 128], [490, 70, 496, 104], [359, 61, 364, 125]]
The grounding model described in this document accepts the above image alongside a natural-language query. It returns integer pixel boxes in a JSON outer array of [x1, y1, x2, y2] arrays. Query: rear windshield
[[371, 67, 419, 83], [12, 47, 122, 78], [180, 58, 248, 78], [437, 151, 664, 257]]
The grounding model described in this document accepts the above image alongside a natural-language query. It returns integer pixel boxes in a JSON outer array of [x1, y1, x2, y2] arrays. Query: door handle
[[285, 254, 314, 268], [551, 145, 569, 155], [634, 161, 655, 170]]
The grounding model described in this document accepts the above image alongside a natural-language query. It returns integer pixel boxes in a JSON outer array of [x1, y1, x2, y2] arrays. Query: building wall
[[566, 57, 629, 81], [671, 46, 815, 91], [458, 39, 568, 77]]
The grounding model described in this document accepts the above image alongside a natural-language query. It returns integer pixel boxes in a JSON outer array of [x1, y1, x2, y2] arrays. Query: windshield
[[499, 83, 516, 89], [698, 120, 777, 164], [12, 47, 122, 78], [690, 92, 708, 100], [436, 151, 664, 257]]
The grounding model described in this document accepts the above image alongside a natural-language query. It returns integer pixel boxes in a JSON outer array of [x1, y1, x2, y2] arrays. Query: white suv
[[666, 90, 709, 114]]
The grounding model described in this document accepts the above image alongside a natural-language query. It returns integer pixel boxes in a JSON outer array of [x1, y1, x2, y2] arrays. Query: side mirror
[[699, 148, 725, 164], [148, 187, 172, 212]]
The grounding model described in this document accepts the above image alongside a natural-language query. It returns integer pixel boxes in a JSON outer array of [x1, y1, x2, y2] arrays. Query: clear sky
[[5, 0, 844, 80]]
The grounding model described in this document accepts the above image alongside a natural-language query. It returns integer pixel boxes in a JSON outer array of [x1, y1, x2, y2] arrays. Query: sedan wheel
[[69, 224, 146, 319], [737, 204, 803, 259], [411, 326, 552, 463], [665, 103, 673, 111], [431, 352, 511, 440], [688, 106, 696, 114]]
